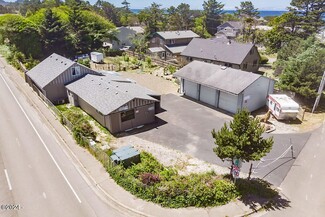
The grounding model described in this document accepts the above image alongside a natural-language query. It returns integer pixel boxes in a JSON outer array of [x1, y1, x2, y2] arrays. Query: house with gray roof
[[148, 30, 199, 60], [103, 26, 145, 50], [181, 38, 260, 72], [216, 21, 243, 39], [66, 74, 160, 133], [174, 61, 274, 113], [25, 53, 100, 104]]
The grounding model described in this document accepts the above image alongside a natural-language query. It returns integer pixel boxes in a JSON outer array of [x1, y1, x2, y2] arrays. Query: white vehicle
[[119, 46, 131, 51], [90, 52, 104, 63], [267, 94, 300, 120]]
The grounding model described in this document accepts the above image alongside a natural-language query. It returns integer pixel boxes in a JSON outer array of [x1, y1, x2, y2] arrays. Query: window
[[71, 66, 80, 76], [151, 38, 156, 43], [170, 39, 175, 44], [253, 60, 258, 67], [243, 63, 247, 70], [250, 49, 254, 55], [225, 63, 233, 67], [121, 109, 135, 122]]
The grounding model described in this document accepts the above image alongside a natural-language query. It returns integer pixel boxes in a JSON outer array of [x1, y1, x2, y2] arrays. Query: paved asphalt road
[[130, 94, 311, 186], [0, 69, 125, 217], [262, 120, 325, 217]]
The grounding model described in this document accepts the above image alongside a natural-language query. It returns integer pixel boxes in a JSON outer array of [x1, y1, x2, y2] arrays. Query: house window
[[225, 63, 233, 67], [243, 63, 248, 70], [151, 38, 156, 43], [121, 109, 135, 122], [170, 39, 175, 44], [71, 66, 80, 76], [250, 49, 254, 55], [253, 60, 258, 67]]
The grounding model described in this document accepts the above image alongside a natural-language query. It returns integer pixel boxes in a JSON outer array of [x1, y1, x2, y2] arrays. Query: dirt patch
[[110, 136, 230, 176]]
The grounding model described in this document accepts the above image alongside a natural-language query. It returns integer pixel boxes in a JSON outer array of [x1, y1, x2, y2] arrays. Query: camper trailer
[[90, 52, 104, 63], [267, 94, 300, 120]]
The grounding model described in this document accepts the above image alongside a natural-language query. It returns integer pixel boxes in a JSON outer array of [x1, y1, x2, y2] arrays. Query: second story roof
[[217, 21, 243, 30], [156, 30, 199, 40], [181, 38, 255, 65], [26, 53, 75, 88]]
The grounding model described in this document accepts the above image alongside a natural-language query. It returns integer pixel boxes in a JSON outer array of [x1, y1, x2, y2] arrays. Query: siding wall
[[44, 64, 99, 104], [240, 46, 260, 72]]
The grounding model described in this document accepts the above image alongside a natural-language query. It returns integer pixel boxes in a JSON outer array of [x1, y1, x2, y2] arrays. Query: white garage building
[[174, 61, 275, 113]]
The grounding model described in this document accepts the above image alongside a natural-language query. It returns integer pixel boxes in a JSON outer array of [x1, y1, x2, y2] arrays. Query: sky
[[98, 0, 292, 10]]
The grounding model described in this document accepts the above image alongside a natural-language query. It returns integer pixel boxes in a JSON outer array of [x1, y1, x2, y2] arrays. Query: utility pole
[[312, 71, 325, 113]]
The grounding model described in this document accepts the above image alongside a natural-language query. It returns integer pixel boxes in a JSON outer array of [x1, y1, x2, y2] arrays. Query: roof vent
[[107, 87, 109, 90], [64, 63, 67, 65], [116, 85, 118, 88], [55, 58, 58, 61], [61, 61, 63, 63], [221, 66, 227, 70], [99, 83, 101, 85], [200, 48, 203, 52], [115, 92, 118, 95], [125, 90, 128, 93]]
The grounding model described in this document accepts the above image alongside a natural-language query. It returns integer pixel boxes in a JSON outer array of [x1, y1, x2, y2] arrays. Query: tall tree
[[235, 1, 259, 18], [120, 0, 131, 26], [193, 15, 211, 38], [68, 1, 91, 54], [138, 3, 165, 34], [40, 8, 69, 57], [212, 110, 273, 178], [202, 0, 224, 35], [94, 0, 121, 26]]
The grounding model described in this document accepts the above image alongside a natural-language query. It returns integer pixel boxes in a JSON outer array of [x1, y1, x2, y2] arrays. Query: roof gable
[[26, 53, 75, 88], [174, 61, 262, 94], [66, 74, 158, 115], [181, 38, 255, 65]]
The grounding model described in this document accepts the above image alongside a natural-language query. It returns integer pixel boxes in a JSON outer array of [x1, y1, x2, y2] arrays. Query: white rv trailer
[[90, 52, 104, 63], [267, 94, 300, 120]]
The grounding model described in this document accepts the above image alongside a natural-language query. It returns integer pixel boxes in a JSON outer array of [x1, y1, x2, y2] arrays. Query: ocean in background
[[130, 9, 288, 17]]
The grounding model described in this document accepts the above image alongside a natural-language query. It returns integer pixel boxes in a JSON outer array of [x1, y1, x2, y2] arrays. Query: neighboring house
[[103, 26, 145, 50], [148, 30, 199, 60], [25, 53, 99, 105], [181, 38, 260, 72], [66, 74, 160, 134], [215, 21, 243, 39], [174, 61, 274, 114]]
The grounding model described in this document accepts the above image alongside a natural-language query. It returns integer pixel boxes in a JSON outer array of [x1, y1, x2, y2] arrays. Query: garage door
[[184, 80, 198, 100], [218, 92, 238, 113], [200, 85, 216, 106]]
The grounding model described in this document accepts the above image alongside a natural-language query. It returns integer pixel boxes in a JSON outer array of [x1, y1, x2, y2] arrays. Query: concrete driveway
[[123, 94, 311, 186]]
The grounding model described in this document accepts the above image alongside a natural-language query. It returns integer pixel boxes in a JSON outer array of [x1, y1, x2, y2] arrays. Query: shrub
[[145, 57, 152, 67], [140, 173, 161, 186], [260, 55, 269, 64]]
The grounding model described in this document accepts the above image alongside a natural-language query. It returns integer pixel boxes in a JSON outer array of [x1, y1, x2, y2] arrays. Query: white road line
[[4, 169, 12, 190], [0, 72, 82, 203], [16, 138, 21, 147]]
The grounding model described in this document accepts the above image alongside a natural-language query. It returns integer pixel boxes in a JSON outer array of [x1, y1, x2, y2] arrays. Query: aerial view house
[[181, 38, 260, 72], [148, 30, 199, 60], [174, 61, 274, 113], [215, 21, 243, 39], [66, 74, 160, 133], [103, 26, 145, 50], [25, 53, 99, 104]]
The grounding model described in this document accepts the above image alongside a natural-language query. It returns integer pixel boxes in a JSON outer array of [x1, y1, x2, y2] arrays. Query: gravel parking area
[[118, 70, 179, 95]]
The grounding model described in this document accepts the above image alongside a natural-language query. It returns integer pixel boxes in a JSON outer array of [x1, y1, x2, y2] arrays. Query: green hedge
[[260, 55, 269, 64], [107, 152, 238, 208]]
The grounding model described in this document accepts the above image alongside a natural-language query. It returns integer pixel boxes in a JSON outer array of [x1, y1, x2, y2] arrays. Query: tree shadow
[[234, 178, 291, 211]]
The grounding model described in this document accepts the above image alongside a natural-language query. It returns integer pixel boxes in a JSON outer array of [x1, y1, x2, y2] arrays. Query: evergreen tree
[[40, 8, 69, 57], [139, 3, 165, 34], [167, 3, 193, 30], [235, 1, 259, 18], [68, 1, 91, 54], [202, 0, 224, 35], [289, 0, 325, 37], [212, 110, 273, 178]]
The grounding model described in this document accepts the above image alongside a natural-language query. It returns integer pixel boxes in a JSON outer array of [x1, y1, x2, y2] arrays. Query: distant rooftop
[[156, 30, 199, 40]]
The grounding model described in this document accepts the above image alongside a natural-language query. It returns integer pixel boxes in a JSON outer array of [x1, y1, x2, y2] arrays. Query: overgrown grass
[[108, 152, 238, 208]]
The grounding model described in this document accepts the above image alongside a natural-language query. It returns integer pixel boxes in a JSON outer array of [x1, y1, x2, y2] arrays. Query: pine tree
[[40, 8, 69, 57], [202, 0, 224, 35], [212, 110, 273, 178]]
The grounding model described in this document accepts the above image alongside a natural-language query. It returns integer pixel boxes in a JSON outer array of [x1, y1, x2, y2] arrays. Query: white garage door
[[218, 92, 238, 113], [200, 85, 216, 106], [184, 80, 198, 100]]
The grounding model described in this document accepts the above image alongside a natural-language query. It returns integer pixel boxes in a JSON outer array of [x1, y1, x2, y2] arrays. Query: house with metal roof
[[25, 53, 100, 104], [148, 30, 199, 60], [181, 38, 260, 72], [66, 74, 160, 133], [174, 61, 274, 113]]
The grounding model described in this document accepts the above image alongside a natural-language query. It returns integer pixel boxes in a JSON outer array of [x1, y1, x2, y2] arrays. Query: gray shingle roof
[[156, 30, 199, 40], [66, 74, 158, 115], [26, 53, 75, 88], [164, 45, 188, 54], [218, 21, 243, 30], [174, 61, 262, 95], [181, 38, 254, 65]]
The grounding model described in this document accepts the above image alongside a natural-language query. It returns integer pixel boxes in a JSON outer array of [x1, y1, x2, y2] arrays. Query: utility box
[[90, 52, 104, 63], [110, 146, 140, 167]]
